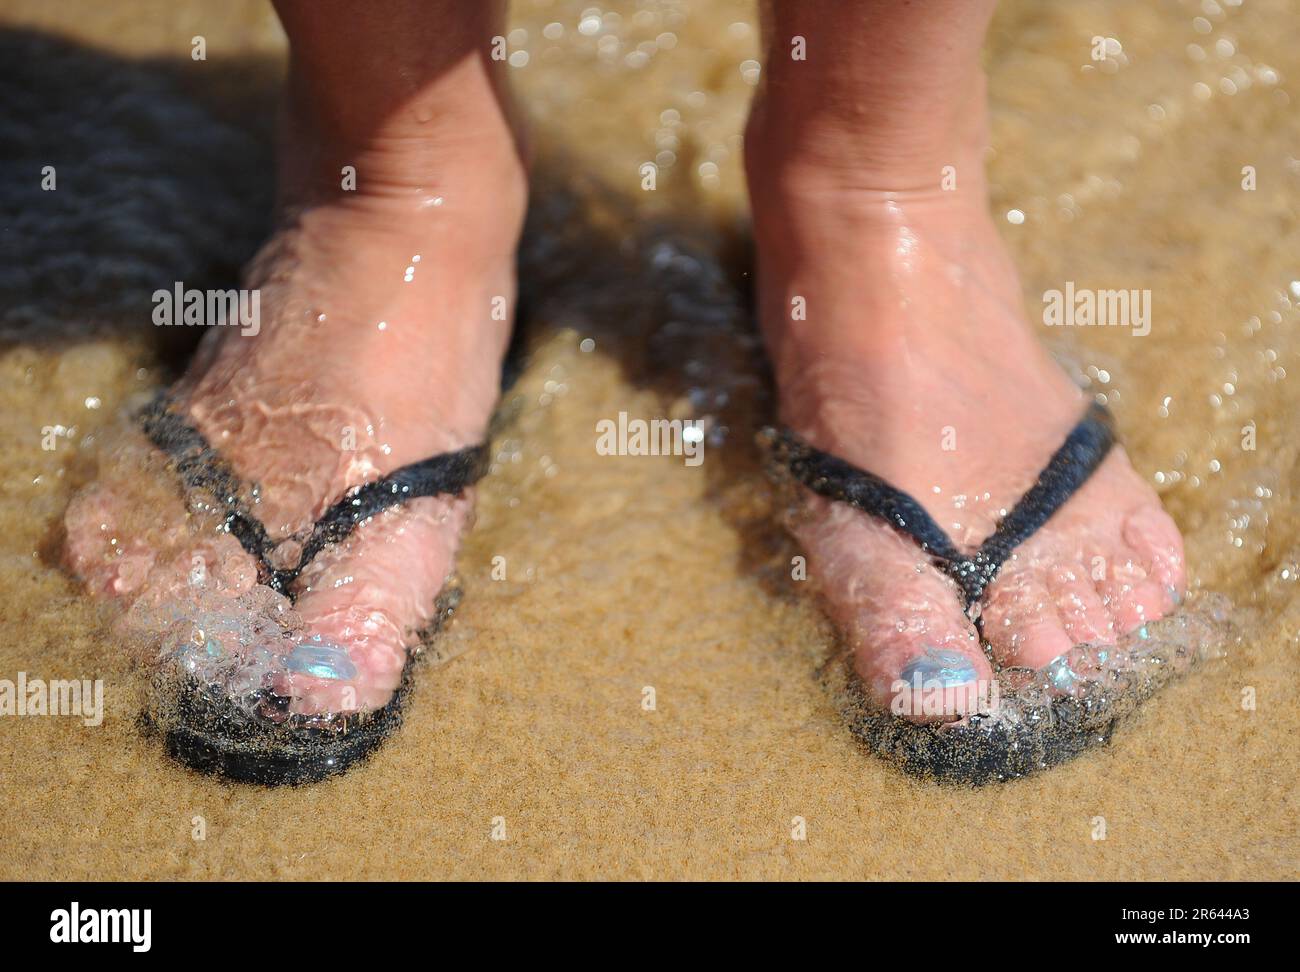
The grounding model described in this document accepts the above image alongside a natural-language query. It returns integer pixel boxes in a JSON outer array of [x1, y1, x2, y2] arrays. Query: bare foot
[[747, 72, 1185, 721], [65, 4, 526, 720]]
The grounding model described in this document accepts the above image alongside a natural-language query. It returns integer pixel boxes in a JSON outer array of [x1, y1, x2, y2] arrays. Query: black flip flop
[[768, 402, 1202, 785], [134, 392, 488, 785]]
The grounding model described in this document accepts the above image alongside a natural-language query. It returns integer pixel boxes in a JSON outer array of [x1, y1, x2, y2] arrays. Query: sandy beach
[[0, 0, 1296, 880]]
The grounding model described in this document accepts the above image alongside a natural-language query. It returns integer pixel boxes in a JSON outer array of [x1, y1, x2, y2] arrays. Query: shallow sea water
[[0, 0, 1297, 879]]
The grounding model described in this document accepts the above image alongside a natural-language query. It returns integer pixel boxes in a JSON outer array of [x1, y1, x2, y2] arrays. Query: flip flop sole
[[827, 599, 1231, 786], [142, 588, 459, 786], [157, 665, 413, 786], [837, 676, 1114, 786]]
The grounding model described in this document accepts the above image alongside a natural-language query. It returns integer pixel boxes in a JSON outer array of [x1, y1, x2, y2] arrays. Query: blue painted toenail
[[285, 639, 357, 681], [1045, 655, 1080, 691], [899, 647, 978, 687]]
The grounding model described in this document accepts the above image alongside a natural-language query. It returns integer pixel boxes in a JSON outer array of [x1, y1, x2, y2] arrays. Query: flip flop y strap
[[771, 402, 1116, 619], [138, 392, 488, 599]]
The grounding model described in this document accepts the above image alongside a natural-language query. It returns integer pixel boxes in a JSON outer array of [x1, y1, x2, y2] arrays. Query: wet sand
[[1, 0, 1297, 879]]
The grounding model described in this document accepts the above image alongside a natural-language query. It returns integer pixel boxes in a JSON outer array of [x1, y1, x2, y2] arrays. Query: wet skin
[[746, 85, 1185, 721], [65, 14, 526, 718]]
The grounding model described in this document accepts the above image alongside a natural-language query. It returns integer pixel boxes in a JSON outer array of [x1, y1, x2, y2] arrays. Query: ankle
[[261, 88, 527, 318], [275, 63, 528, 226], [744, 67, 991, 204]]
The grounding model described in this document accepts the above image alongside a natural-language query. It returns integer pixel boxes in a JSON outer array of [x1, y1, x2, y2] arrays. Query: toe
[[284, 495, 471, 715], [1099, 557, 1175, 635], [63, 484, 154, 596], [799, 504, 992, 722], [1046, 562, 1115, 646], [882, 635, 994, 722], [982, 560, 1074, 669], [276, 607, 407, 715], [1122, 503, 1187, 597], [1093, 528, 1181, 634]]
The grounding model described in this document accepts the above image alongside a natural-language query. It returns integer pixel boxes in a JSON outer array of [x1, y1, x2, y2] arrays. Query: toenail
[[898, 647, 978, 687], [1044, 654, 1080, 691], [285, 638, 357, 681]]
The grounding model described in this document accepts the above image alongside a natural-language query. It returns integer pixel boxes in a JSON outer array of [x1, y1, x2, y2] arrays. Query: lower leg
[[272, 0, 525, 206], [749, 0, 996, 192]]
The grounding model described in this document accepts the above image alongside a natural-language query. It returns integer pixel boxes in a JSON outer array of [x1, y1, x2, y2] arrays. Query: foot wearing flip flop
[[746, 1, 1186, 724], [64, 1, 526, 727]]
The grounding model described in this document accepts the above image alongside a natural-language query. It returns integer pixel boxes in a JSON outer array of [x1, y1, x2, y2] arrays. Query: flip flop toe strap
[[139, 392, 488, 598], [773, 402, 1116, 619]]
